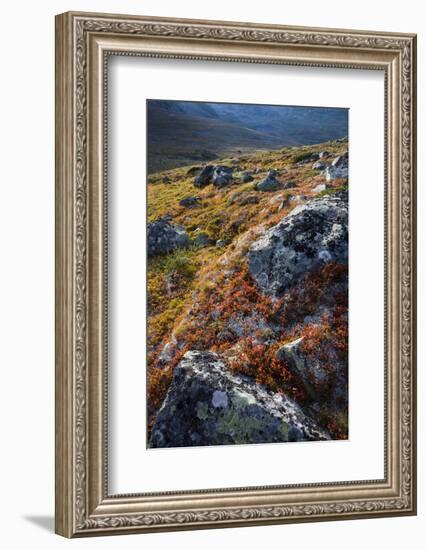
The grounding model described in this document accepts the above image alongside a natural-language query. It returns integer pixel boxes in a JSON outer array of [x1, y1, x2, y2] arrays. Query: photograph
[[52, 10, 417, 538], [147, 100, 349, 448]]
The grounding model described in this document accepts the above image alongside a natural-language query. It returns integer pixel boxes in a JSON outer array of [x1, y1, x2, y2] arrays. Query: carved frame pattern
[[55, 11, 416, 537]]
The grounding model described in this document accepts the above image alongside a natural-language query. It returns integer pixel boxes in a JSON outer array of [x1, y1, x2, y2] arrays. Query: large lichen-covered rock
[[147, 218, 190, 256], [248, 191, 348, 297], [149, 351, 330, 448]]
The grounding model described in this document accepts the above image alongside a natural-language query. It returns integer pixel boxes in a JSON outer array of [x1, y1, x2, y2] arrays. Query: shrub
[[292, 151, 313, 163]]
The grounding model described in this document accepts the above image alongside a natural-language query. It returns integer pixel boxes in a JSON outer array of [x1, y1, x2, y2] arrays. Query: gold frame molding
[[55, 11, 417, 538]]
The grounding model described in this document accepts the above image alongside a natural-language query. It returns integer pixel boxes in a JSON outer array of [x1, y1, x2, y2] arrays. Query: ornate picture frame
[[55, 11, 417, 537]]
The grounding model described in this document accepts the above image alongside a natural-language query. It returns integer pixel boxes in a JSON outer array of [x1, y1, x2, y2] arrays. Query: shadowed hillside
[[147, 100, 348, 173]]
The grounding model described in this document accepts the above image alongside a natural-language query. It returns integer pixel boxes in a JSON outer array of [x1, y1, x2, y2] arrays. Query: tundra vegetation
[[147, 137, 349, 447]]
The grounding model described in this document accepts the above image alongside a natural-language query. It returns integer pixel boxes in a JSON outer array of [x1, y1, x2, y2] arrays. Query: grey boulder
[[179, 196, 200, 208], [194, 165, 214, 187], [147, 218, 190, 256], [213, 166, 233, 187], [241, 171, 254, 183], [326, 153, 348, 181], [149, 351, 330, 447], [255, 174, 281, 192], [248, 191, 348, 297]]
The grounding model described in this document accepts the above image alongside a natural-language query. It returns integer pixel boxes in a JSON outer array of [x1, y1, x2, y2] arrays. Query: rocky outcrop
[[194, 165, 215, 187], [248, 191, 348, 297], [194, 165, 234, 187], [150, 351, 330, 447], [326, 153, 348, 181], [213, 166, 233, 187], [255, 170, 281, 192], [147, 218, 190, 256]]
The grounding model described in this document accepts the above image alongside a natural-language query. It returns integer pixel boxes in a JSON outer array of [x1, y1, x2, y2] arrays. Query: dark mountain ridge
[[147, 100, 348, 173]]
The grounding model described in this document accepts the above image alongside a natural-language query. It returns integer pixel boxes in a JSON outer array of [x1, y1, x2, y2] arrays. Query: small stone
[[193, 233, 212, 248], [241, 171, 254, 183], [216, 239, 228, 248], [313, 183, 326, 193], [179, 196, 200, 208], [255, 175, 281, 192]]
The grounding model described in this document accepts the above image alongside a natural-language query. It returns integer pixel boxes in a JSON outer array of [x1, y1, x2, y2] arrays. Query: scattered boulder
[[147, 218, 190, 256], [157, 339, 177, 365], [179, 196, 200, 208], [326, 153, 348, 181], [213, 166, 233, 187], [150, 351, 330, 447], [319, 151, 330, 159], [194, 165, 214, 187], [241, 171, 254, 183], [193, 232, 212, 248], [216, 239, 229, 248], [248, 191, 348, 297], [312, 161, 327, 170], [194, 165, 234, 187], [162, 175, 171, 184], [255, 172, 281, 192]]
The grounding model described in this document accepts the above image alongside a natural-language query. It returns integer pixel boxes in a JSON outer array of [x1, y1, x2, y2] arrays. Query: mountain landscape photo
[[146, 99, 349, 448]]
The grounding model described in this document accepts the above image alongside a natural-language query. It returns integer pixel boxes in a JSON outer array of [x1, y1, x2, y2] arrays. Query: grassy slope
[[147, 139, 349, 437]]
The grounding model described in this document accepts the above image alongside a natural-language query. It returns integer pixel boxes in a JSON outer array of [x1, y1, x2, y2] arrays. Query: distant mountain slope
[[147, 100, 348, 173]]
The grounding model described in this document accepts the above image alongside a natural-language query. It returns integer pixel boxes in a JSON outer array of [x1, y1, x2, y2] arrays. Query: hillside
[[147, 138, 349, 447], [147, 100, 348, 173]]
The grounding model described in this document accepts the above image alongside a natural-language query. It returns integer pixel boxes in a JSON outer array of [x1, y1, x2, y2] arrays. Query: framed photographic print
[[55, 11, 417, 537]]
